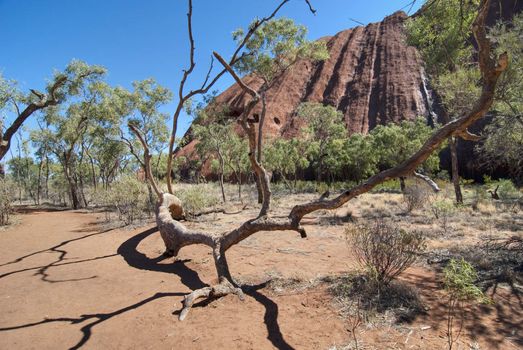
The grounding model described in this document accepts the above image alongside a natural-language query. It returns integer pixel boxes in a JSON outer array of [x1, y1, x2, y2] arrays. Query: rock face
[[179, 11, 434, 149]]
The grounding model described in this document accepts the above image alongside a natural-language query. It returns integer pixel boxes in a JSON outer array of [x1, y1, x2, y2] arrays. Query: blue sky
[[0, 0, 422, 155]]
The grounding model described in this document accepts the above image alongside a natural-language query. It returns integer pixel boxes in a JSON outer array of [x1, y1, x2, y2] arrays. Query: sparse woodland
[[0, 0, 522, 349]]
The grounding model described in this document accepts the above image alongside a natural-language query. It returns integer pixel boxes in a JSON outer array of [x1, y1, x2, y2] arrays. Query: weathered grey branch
[[153, 0, 506, 320], [456, 129, 482, 141], [128, 123, 162, 198], [165, 0, 297, 194], [413, 172, 440, 192]]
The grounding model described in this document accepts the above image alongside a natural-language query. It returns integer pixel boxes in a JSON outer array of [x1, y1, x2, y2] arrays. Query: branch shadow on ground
[[0, 291, 185, 350], [117, 226, 295, 350], [0, 227, 118, 283], [0, 226, 296, 349]]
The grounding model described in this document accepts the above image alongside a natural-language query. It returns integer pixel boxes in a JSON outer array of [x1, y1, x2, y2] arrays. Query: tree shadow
[[0, 227, 117, 283], [1, 225, 296, 350], [117, 226, 295, 350], [13, 204, 69, 214], [0, 291, 185, 350]]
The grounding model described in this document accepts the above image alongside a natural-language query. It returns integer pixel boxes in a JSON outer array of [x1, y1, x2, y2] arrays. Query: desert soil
[[0, 193, 521, 350]]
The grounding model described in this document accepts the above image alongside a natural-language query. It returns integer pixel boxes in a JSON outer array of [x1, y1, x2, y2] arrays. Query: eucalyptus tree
[[406, 0, 480, 202], [0, 60, 106, 176], [30, 121, 54, 203], [339, 133, 378, 183], [130, 0, 504, 321], [43, 63, 125, 209], [264, 138, 309, 189], [476, 13, 523, 183], [371, 118, 442, 191], [121, 79, 172, 194], [231, 18, 329, 201], [192, 117, 229, 202], [297, 102, 346, 182], [192, 112, 249, 202]]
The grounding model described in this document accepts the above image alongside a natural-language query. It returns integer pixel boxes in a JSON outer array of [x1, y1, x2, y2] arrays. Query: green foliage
[[193, 112, 250, 197], [340, 133, 378, 182], [484, 178, 520, 200], [126, 78, 172, 154], [405, 0, 479, 75], [93, 175, 150, 225], [443, 258, 489, 350], [431, 199, 456, 233], [297, 102, 346, 180], [347, 220, 426, 289], [444, 258, 485, 301], [264, 138, 309, 187], [177, 184, 220, 216], [370, 117, 441, 174], [435, 67, 481, 118], [431, 199, 456, 219], [233, 18, 329, 83], [490, 13, 523, 117]]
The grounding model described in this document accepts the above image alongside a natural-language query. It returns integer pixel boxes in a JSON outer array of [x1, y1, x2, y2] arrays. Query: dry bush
[[328, 273, 425, 325], [0, 178, 15, 226], [402, 182, 431, 212], [93, 175, 151, 225], [431, 199, 456, 233], [346, 220, 426, 288]]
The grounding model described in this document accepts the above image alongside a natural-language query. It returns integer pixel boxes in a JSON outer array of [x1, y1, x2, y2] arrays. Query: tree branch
[[128, 123, 162, 198]]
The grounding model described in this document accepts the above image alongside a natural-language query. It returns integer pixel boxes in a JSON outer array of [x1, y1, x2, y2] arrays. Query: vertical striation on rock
[[177, 11, 436, 160]]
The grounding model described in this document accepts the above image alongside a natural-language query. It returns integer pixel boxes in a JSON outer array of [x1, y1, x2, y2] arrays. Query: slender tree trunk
[[45, 155, 50, 199], [89, 157, 97, 190], [254, 90, 268, 204], [36, 157, 44, 205], [218, 152, 226, 203], [63, 159, 80, 210], [449, 137, 463, 204], [78, 175, 88, 208]]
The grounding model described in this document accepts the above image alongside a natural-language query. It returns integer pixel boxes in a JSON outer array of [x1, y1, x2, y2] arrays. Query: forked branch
[[156, 0, 506, 320]]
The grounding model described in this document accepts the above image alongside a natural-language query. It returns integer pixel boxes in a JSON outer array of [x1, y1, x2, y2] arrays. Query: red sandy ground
[[0, 207, 521, 349]]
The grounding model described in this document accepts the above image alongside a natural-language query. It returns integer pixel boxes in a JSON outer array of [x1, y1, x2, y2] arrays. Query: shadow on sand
[[0, 226, 295, 350]]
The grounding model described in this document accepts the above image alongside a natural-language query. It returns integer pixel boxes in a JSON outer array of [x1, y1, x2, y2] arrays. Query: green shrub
[[483, 177, 520, 199], [431, 199, 456, 233], [93, 176, 151, 225], [177, 183, 220, 216], [443, 258, 489, 350]]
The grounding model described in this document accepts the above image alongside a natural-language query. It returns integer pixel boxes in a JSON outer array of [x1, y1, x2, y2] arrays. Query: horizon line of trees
[[0, 9, 521, 210]]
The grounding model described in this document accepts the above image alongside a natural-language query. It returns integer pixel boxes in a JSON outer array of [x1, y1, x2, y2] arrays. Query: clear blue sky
[[0, 0, 422, 151]]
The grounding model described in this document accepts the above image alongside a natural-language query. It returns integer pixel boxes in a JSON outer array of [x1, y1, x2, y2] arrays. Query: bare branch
[[456, 129, 482, 141], [212, 52, 258, 98], [304, 0, 317, 14], [128, 123, 162, 198], [413, 172, 440, 192]]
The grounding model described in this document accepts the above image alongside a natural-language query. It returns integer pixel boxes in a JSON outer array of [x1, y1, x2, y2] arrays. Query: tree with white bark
[[128, 0, 507, 320]]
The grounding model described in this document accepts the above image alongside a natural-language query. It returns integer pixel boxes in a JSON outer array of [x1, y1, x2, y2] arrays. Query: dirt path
[[0, 207, 520, 349], [0, 208, 351, 350]]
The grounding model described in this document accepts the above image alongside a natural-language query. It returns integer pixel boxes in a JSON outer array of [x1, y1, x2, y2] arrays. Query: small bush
[[443, 258, 489, 350], [402, 182, 431, 212], [431, 199, 456, 233], [177, 183, 220, 216], [346, 220, 426, 288], [0, 178, 15, 226], [93, 176, 151, 225]]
